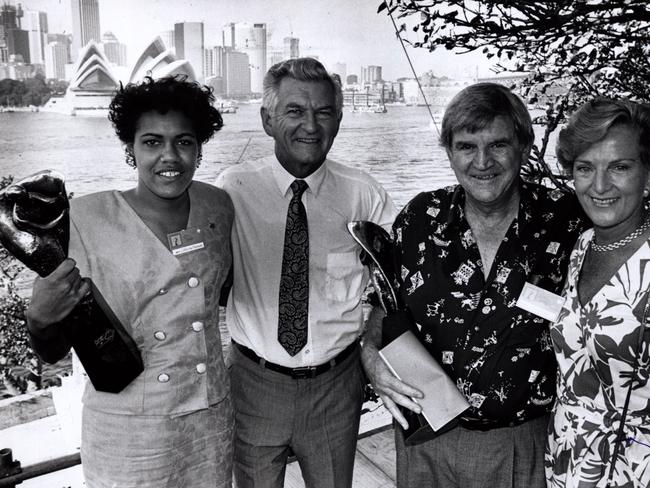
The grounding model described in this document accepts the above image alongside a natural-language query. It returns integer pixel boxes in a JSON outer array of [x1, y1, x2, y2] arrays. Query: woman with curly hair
[[25, 76, 234, 487]]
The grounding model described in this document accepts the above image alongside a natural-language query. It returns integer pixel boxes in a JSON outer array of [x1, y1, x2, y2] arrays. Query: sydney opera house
[[43, 37, 196, 115]]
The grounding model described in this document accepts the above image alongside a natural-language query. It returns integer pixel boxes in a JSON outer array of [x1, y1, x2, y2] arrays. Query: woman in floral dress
[[546, 98, 650, 487]]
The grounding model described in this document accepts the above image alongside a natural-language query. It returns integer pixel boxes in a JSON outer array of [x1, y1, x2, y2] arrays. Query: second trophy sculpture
[[0, 171, 143, 393], [348, 220, 468, 445]]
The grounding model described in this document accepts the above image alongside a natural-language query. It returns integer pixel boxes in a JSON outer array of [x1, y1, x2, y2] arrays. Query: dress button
[[188, 276, 200, 288], [196, 363, 207, 374], [157, 373, 170, 383], [154, 331, 166, 341], [158, 288, 168, 295], [192, 321, 204, 332]]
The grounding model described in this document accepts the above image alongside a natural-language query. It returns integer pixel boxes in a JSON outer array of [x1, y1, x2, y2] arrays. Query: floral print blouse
[[546, 229, 650, 488]]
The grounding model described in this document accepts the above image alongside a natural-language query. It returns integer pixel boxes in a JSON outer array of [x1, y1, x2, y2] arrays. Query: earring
[[644, 188, 649, 198], [125, 148, 136, 168], [196, 150, 203, 168]]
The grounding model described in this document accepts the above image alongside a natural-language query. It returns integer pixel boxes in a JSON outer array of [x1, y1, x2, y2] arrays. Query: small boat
[[350, 103, 387, 114], [216, 100, 238, 114]]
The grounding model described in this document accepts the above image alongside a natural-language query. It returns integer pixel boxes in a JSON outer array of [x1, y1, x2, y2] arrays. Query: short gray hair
[[262, 57, 343, 116]]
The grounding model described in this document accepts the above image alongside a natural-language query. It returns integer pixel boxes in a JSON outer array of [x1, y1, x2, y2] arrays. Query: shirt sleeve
[[366, 176, 398, 232]]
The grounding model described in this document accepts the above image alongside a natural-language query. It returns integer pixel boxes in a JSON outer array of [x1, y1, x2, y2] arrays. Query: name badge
[[168, 227, 205, 256], [516, 282, 566, 322]]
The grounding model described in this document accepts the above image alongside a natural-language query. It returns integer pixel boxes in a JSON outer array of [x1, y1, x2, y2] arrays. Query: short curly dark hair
[[108, 76, 223, 145]]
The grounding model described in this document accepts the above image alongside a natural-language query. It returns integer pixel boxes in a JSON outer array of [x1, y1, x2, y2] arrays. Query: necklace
[[590, 214, 650, 252]]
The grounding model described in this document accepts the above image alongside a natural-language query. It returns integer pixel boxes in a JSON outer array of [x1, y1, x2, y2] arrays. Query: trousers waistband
[[232, 340, 358, 379]]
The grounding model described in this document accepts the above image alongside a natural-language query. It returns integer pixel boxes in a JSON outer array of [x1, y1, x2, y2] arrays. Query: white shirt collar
[[271, 156, 328, 198]]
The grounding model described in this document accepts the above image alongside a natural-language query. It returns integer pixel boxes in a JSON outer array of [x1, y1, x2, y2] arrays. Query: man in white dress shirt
[[216, 57, 396, 488]]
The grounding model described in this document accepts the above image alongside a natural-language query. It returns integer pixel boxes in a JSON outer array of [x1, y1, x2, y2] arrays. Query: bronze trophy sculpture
[[0, 170, 143, 393], [348, 221, 468, 445]]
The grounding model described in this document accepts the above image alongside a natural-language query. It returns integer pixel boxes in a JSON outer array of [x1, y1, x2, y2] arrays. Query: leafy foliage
[[0, 74, 68, 107], [0, 176, 43, 396], [378, 0, 650, 186]]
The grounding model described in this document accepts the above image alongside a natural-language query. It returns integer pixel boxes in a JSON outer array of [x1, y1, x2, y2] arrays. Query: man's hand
[[26, 258, 90, 339], [361, 306, 424, 430]]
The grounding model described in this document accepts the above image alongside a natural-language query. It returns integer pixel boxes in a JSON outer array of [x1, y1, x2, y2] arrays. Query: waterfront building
[[332, 62, 346, 84], [101, 31, 127, 67], [203, 46, 225, 80], [70, 0, 101, 62], [0, 3, 29, 64], [42, 41, 118, 114], [268, 49, 283, 67], [224, 50, 250, 97], [128, 36, 195, 83], [23, 10, 48, 66], [159, 29, 174, 52], [174, 21, 204, 82], [228, 22, 266, 94], [283, 36, 299, 59], [45, 40, 69, 80], [346, 74, 358, 85], [361, 65, 383, 85], [0, 54, 34, 80]]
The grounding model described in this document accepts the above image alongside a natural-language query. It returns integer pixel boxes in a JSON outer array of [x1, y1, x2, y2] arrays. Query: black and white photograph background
[[1, 1, 647, 487]]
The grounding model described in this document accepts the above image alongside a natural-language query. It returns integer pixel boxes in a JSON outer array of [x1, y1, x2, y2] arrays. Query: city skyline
[[20, 0, 494, 81]]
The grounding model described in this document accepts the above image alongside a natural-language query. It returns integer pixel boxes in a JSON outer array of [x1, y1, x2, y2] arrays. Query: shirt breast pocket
[[325, 251, 363, 303]]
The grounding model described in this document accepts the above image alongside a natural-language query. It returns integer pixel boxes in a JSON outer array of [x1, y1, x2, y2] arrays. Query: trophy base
[[64, 282, 144, 393]]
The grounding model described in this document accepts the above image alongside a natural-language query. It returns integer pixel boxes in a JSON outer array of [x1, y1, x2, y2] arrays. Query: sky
[[20, 0, 495, 81]]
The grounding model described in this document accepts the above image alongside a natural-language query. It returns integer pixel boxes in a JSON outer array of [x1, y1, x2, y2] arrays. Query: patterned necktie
[[278, 179, 309, 356]]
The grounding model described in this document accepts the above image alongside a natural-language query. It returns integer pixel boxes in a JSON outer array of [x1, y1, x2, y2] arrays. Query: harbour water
[[0, 103, 458, 211]]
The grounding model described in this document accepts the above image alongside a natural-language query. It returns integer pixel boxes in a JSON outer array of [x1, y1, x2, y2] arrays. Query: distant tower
[[224, 50, 250, 96], [229, 22, 266, 94], [159, 29, 175, 53], [70, 0, 101, 61], [174, 22, 204, 82], [361, 65, 382, 84], [45, 40, 68, 79], [283, 37, 299, 60], [0, 3, 29, 63], [267, 49, 283, 68], [101, 31, 127, 67], [204, 45, 226, 79], [23, 10, 48, 66], [332, 62, 346, 83]]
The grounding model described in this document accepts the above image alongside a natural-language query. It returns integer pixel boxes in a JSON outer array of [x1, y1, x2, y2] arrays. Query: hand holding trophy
[[348, 221, 468, 445], [0, 171, 143, 393]]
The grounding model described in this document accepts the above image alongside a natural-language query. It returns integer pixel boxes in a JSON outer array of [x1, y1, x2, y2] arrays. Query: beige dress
[[69, 182, 234, 488]]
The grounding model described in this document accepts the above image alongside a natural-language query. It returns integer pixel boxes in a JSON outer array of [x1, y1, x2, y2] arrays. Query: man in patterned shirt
[[361, 83, 586, 487]]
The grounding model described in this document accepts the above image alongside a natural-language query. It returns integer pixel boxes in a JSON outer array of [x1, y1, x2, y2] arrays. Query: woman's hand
[[26, 258, 90, 338]]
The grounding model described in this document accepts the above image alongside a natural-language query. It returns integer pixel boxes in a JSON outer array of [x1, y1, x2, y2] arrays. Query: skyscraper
[[268, 49, 283, 68], [224, 50, 250, 97], [204, 45, 225, 80], [159, 30, 174, 52], [101, 31, 127, 67], [70, 0, 101, 61], [332, 62, 346, 84], [229, 22, 266, 94], [361, 65, 383, 84], [0, 3, 29, 63], [283, 37, 299, 60], [23, 10, 48, 66], [45, 40, 68, 79], [174, 22, 204, 82]]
